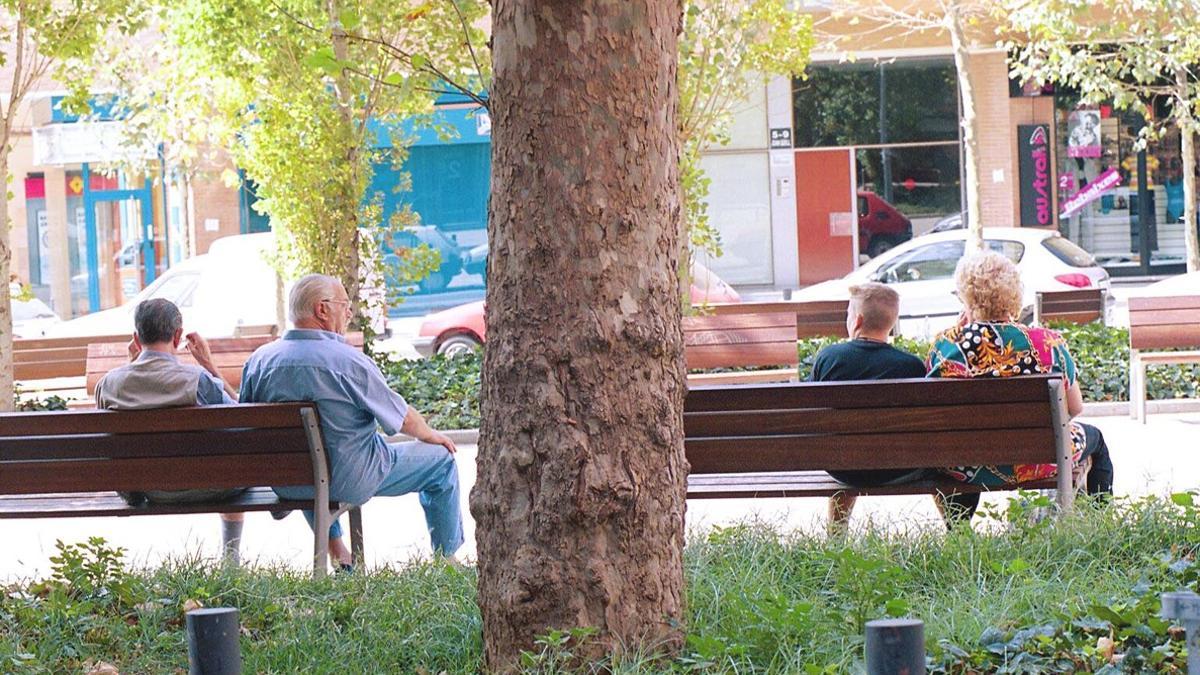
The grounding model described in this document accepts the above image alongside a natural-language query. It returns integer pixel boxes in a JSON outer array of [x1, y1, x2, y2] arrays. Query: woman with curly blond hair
[[926, 250, 1114, 522]]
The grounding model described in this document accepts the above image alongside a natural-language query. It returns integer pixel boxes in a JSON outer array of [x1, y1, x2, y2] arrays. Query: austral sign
[[1018, 124, 1054, 227]]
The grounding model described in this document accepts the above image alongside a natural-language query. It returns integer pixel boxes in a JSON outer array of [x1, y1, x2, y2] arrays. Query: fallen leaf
[[1096, 636, 1115, 662], [182, 598, 204, 613], [84, 661, 120, 675]]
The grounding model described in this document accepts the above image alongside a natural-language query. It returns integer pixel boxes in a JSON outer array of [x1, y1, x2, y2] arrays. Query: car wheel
[[437, 334, 482, 357], [867, 237, 897, 258]]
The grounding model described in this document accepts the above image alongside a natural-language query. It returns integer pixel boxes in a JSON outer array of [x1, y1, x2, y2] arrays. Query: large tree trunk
[[1176, 71, 1199, 272], [0, 145, 12, 412], [473, 0, 688, 670], [948, 5, 983, 252]]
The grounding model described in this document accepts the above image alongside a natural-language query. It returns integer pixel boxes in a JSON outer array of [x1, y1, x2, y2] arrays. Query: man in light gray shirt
[[95, 298, 247, 564]]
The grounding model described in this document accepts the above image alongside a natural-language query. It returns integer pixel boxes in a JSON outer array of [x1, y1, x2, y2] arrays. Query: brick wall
[[968, 50, 1017, 228], [188, 162, 243, 255]]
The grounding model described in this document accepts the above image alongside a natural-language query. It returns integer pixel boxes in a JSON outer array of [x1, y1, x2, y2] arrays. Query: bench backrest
[[0, 403, 322, 495], [14, 333, 131, 381], [684, 375, 1065, 474], [85, 332, 366, 395], [684, 301, 849, 370], [1128, 295, 1200, 351], [1035, 288, 1105, 326], [233, 323, 280, 338]]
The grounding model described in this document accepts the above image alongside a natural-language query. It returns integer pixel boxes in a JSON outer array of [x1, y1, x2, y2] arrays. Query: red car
[[414, 262, 741, 357], [858, 191, 913, 258]]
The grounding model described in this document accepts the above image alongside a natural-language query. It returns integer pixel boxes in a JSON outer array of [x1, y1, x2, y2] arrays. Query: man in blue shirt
[[240, 274, 463, 567], [95, 298, 247, 564]]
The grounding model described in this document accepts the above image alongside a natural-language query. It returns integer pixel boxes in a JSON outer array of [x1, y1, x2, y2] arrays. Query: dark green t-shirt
[[809, 339, 927, 486]]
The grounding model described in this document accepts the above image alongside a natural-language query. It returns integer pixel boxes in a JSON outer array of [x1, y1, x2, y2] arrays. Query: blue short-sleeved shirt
[[239, 329, 409, 505]]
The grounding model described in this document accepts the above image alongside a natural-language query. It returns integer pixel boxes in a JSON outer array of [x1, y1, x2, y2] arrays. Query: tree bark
[[948, 5, 983, 252], [1176, 71, 1199, 272], [473, 0, 688, 671], [0, 144, 13, 412]]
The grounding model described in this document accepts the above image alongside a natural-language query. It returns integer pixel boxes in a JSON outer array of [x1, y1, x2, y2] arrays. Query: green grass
[[4, 495, 1200, 673]]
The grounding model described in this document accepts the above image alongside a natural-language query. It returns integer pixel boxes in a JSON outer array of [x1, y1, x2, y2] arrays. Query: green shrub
[[377, 352, 482, 429], [6, 497, 1200, 673]]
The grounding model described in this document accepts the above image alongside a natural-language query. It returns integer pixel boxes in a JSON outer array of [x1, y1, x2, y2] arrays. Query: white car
[[1135, 270, 1200, 296], [793, 227, 1111, 338], [43, 233, 390, 340], [10, 285, 62, 338]]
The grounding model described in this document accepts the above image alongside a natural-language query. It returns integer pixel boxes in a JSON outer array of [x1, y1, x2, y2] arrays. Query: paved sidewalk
[[1, 412, 1193, 579]]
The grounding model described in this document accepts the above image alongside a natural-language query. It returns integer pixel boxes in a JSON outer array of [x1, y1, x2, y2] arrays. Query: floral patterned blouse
[[926, 321, 1085, 487]]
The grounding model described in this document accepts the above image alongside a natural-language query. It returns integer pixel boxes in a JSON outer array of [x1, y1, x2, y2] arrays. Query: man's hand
[[185, 332, 217, 372], [423, 429, 457, 455], [126, 336, 142, 362]]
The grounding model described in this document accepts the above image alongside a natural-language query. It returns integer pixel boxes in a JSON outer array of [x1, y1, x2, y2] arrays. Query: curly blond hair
[[955, 251, 1023, 322]]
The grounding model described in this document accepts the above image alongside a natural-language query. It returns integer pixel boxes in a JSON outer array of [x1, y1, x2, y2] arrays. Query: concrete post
[[865, 618, 925, 675], [185, 607, 242, 675], [1162, 591, 1200, 673]]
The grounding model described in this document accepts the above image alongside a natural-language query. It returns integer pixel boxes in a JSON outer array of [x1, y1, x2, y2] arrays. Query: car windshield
[[1042, 236, 1096, 268], [12, 297, 55, 321]]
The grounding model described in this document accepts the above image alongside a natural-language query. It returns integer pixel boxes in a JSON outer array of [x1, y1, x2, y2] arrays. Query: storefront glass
[[1054, 97, 1184, 270]]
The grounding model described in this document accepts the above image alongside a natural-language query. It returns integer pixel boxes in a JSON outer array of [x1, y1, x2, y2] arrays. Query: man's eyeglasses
[[321, 298, 353, 316]]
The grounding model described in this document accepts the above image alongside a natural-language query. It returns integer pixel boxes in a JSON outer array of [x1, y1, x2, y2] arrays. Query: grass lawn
[[3, 494, 1198, 673]]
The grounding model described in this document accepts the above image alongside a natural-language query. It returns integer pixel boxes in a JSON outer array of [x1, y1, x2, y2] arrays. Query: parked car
[[44, 232, 390, 339], [792, 227, 1111, 338], [929, 211, 965, 233], [463, 242, 487, 277], [10, 284, 61, 338], [390, 225, 465, 292], [414, 261, 742, 357], [858, 191, 914, 258]]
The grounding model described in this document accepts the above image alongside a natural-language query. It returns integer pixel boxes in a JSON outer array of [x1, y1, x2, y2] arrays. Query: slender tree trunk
[[1177, 72, 1199, 272], [473, 0, 688, 670], [948, 6, 983, 252], [327, 0, 362, 307], [0, 144, 13, 412]]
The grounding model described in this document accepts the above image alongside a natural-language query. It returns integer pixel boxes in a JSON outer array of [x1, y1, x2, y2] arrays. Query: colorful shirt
[[927, 321, 1085, 486]]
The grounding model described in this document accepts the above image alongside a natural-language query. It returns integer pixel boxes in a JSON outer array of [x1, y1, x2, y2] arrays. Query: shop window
[[792, 58, 959, 148], [696, 152, 773, 285], [856, 144, 962, 227]]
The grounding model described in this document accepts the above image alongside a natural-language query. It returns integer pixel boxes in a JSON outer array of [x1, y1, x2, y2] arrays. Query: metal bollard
[[186, 607, 242, 675], [1162, 591, 1200, 673], [865, 618, 925, 675]]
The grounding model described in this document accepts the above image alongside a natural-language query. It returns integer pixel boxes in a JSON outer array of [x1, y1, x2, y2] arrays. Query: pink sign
[[1059, 168, 1122, 219]]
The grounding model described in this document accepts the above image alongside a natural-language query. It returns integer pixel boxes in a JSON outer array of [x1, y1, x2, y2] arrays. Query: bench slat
[[1130, 325, 1200, 351], [686, 472, 1057, 498], [0, 487, 313, 518], [1129, 308, 1200, 327], [683, 313, 798, 331], [686, 343, 799, 370], [684, 401, 1051, 436], [0, 403, 312, 436], [1129, 295, 1200, 312], [0, 453, 314, 495], [686, 427, 1055, 473], [686, 376, 1058, 412], [684, 324, 796, 345], [0, 427, 311, 461]]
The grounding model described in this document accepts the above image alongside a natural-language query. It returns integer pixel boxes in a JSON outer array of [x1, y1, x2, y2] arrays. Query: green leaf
[[303, 47, 341, 75], [885, 598, 909, 617], [338, 8, 360, 31], [1172, 492, 1194, 507]]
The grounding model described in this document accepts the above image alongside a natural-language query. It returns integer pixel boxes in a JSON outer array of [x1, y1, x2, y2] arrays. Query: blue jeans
[[303, 441, 465, 556]]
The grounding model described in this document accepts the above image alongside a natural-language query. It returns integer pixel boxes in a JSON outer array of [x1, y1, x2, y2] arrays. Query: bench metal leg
[[1130, 352, 1144, 422], [349, 507, 365, 567], [313, 507, 331, 579]]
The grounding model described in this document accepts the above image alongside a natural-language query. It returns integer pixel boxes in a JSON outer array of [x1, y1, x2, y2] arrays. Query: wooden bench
[[684, 300, 848, 386], [14, 333, 130, 383], [85, 331, 366, 397], [684, 374, 1075, 512], [1034, 288, 1106, 326], [0, 403, 363, 577], [233, 323, 280, 338], [1128, 295, 1200, 423]]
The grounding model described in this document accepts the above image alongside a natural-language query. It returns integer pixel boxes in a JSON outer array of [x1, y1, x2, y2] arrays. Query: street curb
[[1082, 398, 1200, 417], [386, 429, 479, 444]]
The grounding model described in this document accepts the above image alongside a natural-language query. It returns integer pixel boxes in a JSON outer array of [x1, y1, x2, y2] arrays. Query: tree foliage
[[119, 0, 487, 320], [678, 0, 812, 263], [0, 0, 145, 412], [1003, 0, 1200, 271]]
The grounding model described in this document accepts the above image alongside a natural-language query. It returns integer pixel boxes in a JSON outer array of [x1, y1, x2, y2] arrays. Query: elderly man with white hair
[[240, 273, 463, 568]]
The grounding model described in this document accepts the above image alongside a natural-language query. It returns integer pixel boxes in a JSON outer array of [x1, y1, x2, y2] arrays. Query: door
[[795, 149, 856, 285]]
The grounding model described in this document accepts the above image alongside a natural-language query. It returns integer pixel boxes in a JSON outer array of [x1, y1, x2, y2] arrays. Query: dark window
[[1042, 236, 1096, 267], [793, 58, 959, 147]]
